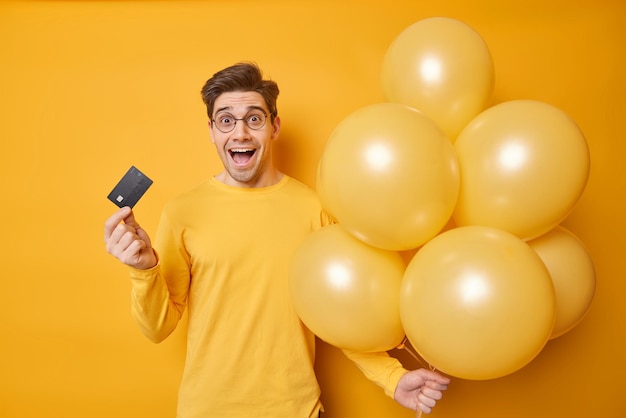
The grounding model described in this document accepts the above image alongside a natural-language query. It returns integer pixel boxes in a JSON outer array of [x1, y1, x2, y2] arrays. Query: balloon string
[[397, 338, 436, 418], [397, 337, 427, 367]]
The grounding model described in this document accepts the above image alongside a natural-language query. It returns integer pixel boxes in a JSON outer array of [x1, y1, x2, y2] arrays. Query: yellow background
[[1, 0, 624, 417]]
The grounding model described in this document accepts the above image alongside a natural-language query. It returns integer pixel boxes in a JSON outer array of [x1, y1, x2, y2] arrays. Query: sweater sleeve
[[128, 207, 190, 343], [128, 263, 185, 343], [342, 349, 408, 398]]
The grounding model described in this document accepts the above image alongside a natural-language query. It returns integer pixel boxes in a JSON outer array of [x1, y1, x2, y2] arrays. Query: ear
[[271, 116, 281, 140], [208, 120, 216, 144]]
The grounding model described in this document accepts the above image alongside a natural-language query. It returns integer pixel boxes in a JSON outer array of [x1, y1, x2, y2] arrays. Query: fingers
[[424, 378, 449, 392], [414, 369, 450, 414], [104, 206, 132, 241], [416, 387, 443, 414], [106, 221, 144, 259], [420, 385, 444, 401], [395, 369, 450, 414], [104, 206, 154, 268]]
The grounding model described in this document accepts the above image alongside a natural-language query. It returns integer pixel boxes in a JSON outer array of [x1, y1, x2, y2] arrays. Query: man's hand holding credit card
[[104, 166, 157, 270]]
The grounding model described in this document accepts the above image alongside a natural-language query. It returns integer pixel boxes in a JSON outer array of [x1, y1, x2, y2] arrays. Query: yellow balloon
[[317, 103, 459, 251], [528, 226, 596, 339], [289, 224, 406, 352], [453, 100, 590, 240], [400, 226, 556, 380], [381, 17, 494, 140]]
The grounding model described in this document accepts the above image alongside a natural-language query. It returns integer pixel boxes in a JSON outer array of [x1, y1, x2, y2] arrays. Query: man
[[104, 62, 449, 417]]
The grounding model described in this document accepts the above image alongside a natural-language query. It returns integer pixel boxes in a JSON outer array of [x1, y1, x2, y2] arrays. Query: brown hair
[[200, 62, 279, 121]]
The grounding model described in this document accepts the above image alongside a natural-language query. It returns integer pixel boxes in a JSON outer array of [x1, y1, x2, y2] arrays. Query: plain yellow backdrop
[[1, 0, 624, 417]]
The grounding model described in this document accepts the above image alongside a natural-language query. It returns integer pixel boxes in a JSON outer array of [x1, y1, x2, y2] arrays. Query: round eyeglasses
[[211, 110, 273, 133]]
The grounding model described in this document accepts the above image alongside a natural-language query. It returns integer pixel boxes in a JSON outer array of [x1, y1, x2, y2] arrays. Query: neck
[[216, 168, 284, 188]]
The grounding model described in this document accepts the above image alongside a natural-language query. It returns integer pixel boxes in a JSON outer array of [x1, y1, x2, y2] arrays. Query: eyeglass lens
[[213, 111, 267, 132]]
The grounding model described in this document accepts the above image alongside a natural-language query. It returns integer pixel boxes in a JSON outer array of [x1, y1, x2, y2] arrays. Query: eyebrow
[[214, 105, 267, 115]]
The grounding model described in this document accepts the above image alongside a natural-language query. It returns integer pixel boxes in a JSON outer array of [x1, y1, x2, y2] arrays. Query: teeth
[[230, 148, 254, 153]]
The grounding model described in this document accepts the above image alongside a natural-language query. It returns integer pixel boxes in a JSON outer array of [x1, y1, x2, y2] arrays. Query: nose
[[230, 119, 252, 139]]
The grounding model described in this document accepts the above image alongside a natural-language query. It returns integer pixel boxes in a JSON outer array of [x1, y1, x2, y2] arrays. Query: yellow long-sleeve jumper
[[129, 175, 407, 417]]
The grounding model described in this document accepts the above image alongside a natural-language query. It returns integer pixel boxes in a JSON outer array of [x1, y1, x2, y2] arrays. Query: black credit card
[[107, 166, 153, 208]]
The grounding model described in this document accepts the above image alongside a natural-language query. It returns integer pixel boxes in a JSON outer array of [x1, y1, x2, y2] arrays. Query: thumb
[[121, 207, 140, 229], [421, 369, 451, 386]]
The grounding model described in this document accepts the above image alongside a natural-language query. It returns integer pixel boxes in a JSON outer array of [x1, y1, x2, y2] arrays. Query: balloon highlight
[[400, 226, 556, 380], [317, 102, 459, 251], [381, 17, 495, 140], [289, 224, 406, 352], [453, 100, 590, 240]]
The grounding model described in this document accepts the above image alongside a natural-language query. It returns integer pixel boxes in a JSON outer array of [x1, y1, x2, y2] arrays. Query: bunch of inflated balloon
[[289, 17, 595, 380]]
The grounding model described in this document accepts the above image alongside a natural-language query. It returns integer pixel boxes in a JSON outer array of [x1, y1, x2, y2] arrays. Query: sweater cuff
[[128, 252, 160, 281], [341, 349, 409, 399], [128, 263, 160, 282], [385, 367, 409, 398]]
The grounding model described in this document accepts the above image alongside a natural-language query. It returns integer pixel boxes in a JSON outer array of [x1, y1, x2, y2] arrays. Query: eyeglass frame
[[210, 108, 276, 133]]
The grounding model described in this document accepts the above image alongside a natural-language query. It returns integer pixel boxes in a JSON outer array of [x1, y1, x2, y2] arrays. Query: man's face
[[209, 91, 281, 187]]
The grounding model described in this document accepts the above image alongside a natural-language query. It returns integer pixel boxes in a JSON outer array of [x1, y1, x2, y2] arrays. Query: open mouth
[[229, 148, 257, 166]]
